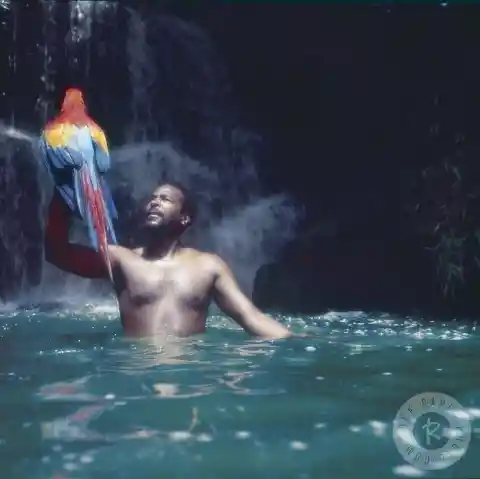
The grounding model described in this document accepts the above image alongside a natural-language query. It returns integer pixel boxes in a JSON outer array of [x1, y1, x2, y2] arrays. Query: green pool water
[[0, 304, 478, 479]]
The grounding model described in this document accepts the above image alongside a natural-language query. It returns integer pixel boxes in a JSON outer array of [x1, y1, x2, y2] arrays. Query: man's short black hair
[[163, 181, 196, 224]]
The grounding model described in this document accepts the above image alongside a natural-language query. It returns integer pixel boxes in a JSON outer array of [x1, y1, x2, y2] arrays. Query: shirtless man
[[44, 182, 292, 339]]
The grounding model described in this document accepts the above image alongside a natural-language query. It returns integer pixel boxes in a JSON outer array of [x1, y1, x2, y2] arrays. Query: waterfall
[[0, 3, 299, 305]]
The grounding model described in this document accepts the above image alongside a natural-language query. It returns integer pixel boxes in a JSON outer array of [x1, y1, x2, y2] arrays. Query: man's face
[[144, 184, 188, 231]]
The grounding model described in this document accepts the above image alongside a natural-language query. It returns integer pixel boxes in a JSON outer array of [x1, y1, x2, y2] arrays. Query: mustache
[[146, 208, 163, 216]]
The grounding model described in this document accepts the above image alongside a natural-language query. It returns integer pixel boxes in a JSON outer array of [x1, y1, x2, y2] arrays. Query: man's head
[[143, 183, 195, 236]]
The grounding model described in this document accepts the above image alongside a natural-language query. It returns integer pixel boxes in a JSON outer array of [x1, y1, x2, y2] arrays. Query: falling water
[[0, 4, 299, 304], [67, 0, 117, 78], [0, 2, 18, 298], [111, 11, 299, 295], [31, 1, 59, 298], [0, 1, 44, 300], [68, 0, 116, 44], [125, 8, 157, 142], [36, 0, 57, 123]]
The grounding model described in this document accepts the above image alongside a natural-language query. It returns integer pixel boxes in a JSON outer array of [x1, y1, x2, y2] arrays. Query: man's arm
[[211, 255, 292, 339], [44, 190, 113, 279]]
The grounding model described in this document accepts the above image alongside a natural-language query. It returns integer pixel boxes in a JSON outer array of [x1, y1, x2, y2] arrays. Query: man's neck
[[142, 233, 181, 260]]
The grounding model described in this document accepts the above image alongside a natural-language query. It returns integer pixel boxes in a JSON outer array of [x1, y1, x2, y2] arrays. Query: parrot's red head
[[47, 87, 93, 126], [61, 88, 86, 113]]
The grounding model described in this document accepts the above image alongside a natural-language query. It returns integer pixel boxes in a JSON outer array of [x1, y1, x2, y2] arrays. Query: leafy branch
[[411, 153, 480, 299]]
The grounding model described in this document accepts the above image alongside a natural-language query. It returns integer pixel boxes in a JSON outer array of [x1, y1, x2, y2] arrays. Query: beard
[[141, 218, 183, 240]]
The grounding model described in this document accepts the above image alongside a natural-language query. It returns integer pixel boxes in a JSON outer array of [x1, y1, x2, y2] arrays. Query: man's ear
[[180, 214, 191, 227]]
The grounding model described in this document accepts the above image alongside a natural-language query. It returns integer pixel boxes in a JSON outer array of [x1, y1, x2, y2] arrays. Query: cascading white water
[[109, 140, 298, 294], [125, 8, 157, 143], [68, 0, 116, 43], [0, 1, 29, 298], [112, 11, 299, 295], [37, 0, 57, 123], [0, 3, 299, 305]]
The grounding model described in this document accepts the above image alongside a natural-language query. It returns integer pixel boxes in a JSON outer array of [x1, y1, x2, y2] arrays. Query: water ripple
[[0, 307, 478, 478]]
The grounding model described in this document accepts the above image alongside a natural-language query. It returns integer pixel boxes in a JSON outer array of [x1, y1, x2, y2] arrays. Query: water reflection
[[2, 308, 479, 478], [35, 333, 287, 457], [104, 335, 204, 371], [37, 377, 96, 401], [39, 378, 159, 444], [41, 404, 114, 443]]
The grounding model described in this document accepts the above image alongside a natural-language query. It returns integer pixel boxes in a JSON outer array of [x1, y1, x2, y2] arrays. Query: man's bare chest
[[113, 253, 214, 308]]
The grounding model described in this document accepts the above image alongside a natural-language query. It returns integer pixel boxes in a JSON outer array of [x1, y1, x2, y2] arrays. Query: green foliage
[[412, 154, 480, 300]]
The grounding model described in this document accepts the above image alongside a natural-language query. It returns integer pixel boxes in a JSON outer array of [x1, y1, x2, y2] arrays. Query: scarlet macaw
[[39, 88, 117, 280]]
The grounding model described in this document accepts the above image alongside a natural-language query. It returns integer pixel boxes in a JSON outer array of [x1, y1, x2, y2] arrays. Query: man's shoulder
[[107, 244, 138, 261], [180, 248, 225, 271], [107, 245, 227, 273], [108, 244, 134, 254]]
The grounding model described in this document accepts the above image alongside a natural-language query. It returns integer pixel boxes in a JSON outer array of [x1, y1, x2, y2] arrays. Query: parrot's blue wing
[[67, 128, 101, 246], [93, 140, 111, 174], [39, 134, 82, 214], [92, 138, 118, 223], [40, 126, 118, 257]]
